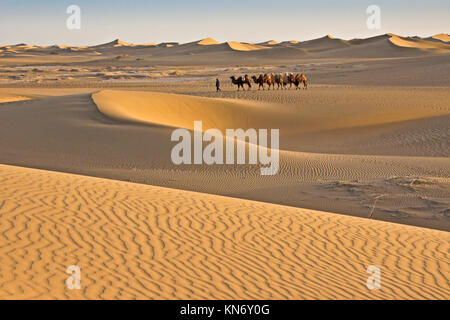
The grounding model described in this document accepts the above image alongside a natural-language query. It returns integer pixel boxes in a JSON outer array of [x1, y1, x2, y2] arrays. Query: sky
[[1, 0, 449, 45]]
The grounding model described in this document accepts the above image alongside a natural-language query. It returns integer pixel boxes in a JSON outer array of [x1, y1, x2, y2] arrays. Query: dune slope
[[0, 164, 448, 300]]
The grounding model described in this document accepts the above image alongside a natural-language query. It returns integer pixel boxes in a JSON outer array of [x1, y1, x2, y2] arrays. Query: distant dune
[[1, 33, 449, 66], [197, 37, 220, 45], [388, 34, 450, 51], [0, 164, 448, 299], [226, 41, 269, 51], [258, 40, 279, 45], [426, 33, 450, 43], [298, 35, 351, 51]]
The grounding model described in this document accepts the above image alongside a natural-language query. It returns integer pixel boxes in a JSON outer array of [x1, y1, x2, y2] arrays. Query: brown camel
[[264, 74, 275, 90], [300, 73, 308, 89], [230, 76, 245, 91], [293, 74, 301, 89], [244, 74, 252, 90], [294, 74, 308, 90], [252, 74, 265, 90], [287, 73, 296, 89], [274, 73, 283, 89]]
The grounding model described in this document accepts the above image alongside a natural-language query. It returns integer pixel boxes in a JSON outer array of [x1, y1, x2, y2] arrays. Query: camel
[[274, 74, 283, 89], [281, 73, 294, 89], [300, 73, 308, 89], [252, 74, 265, 90], [264, 74, 275, 90], [244, 74, 252, 90], [230, 76, 245, 91], [288, 73, 296, 89], [294, 73, 308, 89]]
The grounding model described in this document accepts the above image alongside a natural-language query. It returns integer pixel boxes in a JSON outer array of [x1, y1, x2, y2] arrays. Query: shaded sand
[[0, 164, 448, 300], [0, 88, 98, 100]]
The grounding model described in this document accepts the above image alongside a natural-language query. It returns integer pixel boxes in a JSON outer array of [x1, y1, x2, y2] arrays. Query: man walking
[[216, 78, 221, 92]]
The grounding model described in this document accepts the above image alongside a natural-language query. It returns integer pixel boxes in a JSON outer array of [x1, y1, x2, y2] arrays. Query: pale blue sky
[[1, 0, 449, 45]]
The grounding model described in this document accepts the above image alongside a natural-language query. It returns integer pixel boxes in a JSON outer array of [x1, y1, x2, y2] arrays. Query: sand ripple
[[0, 164, 448, 299]]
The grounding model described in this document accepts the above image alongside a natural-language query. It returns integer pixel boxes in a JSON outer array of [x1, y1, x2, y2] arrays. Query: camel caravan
[[230, 73, 308, 91]]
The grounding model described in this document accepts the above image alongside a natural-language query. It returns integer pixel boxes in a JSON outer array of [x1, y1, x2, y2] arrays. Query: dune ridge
[[92, 89, 450, 135], [0, 164, 448, 300]]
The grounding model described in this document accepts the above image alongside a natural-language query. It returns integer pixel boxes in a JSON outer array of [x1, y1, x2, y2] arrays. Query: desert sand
[[1, 86, 448, 230], [0, 33, 449, 300], [0, 164, 448, 300]]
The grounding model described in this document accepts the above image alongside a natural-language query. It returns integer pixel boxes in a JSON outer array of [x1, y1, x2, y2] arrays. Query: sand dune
[[92, 89, 449, 135], [1, 28, 449, 301], [0, 164, 448, 300], [258, 40, 279, 45], [197, 37, 220, 45], [93, 39, 134, 48], [92, 90, 297, 132], [388, 34, 450, 51], [428, 33, 450, 43], [1, 89, 448, 230], [226, 41, 269, 51], [298, 35, 351, 52]]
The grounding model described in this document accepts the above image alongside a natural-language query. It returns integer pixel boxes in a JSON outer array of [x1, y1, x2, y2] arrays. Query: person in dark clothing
[[216, 78, 221, 92]]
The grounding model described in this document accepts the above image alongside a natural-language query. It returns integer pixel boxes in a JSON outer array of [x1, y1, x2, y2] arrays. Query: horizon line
[[2, 32, 448, 47]]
